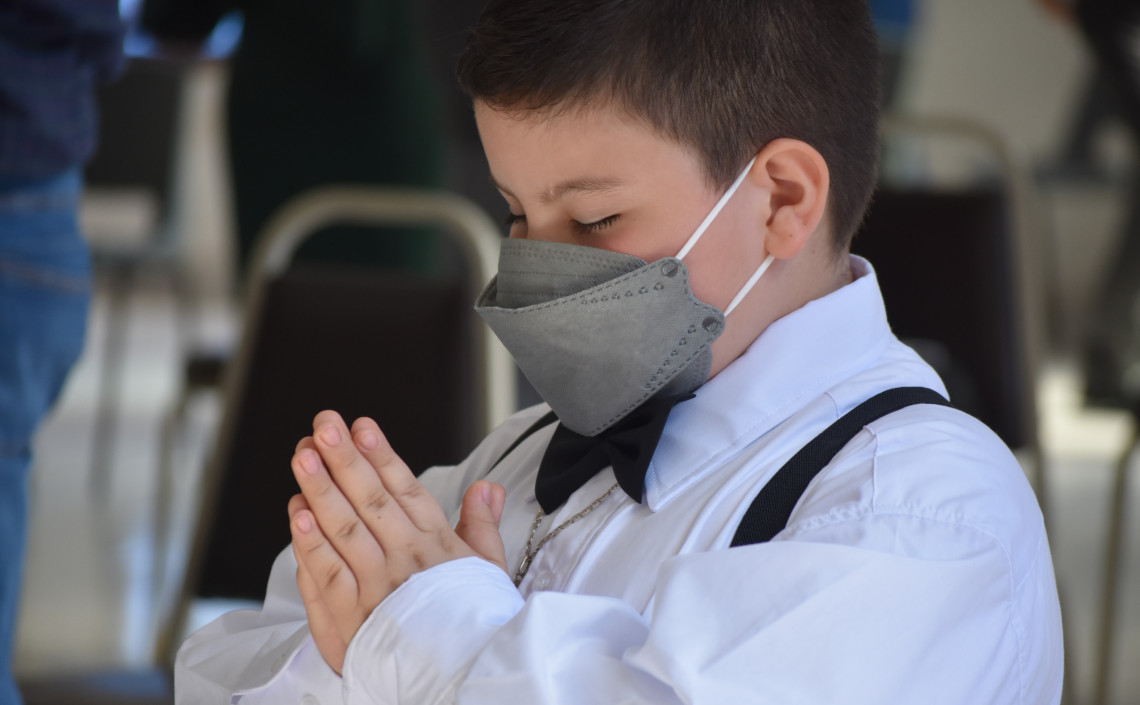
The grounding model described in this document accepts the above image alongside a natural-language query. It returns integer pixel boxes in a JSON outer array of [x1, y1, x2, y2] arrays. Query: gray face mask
[[475, 157, 774, 437]]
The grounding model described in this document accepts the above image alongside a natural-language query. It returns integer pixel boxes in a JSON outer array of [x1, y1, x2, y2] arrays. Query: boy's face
[[475, 100, 774, 370]]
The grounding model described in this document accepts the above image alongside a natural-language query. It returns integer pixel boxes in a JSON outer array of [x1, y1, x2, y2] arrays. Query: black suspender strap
[[487, 388, 950, 545], [488, 410, 558, 474], [730, 386, 952, 548]]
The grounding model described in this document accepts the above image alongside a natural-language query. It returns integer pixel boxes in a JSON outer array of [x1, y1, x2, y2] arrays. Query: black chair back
[[159, 187, 510, 639], [196, 262, 478, 599], [853, 186, 1034, 450], [85, 56, 185, 220]]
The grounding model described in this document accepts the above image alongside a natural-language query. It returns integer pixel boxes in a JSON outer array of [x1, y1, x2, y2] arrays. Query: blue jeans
[[0, 170, 90, 705]]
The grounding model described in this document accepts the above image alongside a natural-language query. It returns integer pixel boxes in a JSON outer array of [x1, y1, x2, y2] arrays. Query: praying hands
[[287, 410, 510, 674]]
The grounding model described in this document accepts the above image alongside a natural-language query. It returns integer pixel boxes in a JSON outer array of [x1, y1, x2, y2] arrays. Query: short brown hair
[[457, 0, 881, 251]]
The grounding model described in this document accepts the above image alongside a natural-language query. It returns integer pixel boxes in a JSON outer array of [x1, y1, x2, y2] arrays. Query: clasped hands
[[288, 410, 509, 674]]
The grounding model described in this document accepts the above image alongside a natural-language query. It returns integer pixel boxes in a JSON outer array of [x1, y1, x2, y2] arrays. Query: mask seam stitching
[[481, 259, 724, 436], [502, 248, 645, 268], [483, 259, 709, 313], [586, 337, 713, 435]]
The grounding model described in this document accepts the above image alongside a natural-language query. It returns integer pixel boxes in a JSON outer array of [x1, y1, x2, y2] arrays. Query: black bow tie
[[535, 393, 695, 513]]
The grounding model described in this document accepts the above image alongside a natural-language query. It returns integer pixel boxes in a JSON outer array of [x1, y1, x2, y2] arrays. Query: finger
[[310, 411, 421, 538], [296, 436, 317, 454], [350, 416, 449, 531], [296, 559, 348, 675], [290, 508, 362, 611], [288, 493, 309, 519], [455, 481, 508, 574], [292, 447, 387, 572]]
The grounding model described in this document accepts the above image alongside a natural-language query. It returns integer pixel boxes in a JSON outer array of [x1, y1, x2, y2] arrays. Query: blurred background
[[6, 0, 1140, 703]]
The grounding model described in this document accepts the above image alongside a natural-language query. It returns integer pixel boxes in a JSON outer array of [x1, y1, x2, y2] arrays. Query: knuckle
[[311, 478, 337, 498], [334, 519, 359, 543], [403, 540, 433, 568], [302, 538, 325, 557], [409, 544, 429, 569], [394, 481, 427, 504], [322, 562, 344, 589], [387, 575, 407, 594], [372, 442, 398, 466], [364, 487, 392, 517]]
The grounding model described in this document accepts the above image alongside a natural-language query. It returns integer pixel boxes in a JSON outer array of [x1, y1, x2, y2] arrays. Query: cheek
[[686, 255, 731, 309], [684, 225, 767, 311]]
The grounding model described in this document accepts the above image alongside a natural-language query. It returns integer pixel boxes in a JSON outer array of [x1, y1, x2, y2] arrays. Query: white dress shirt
[[175, 257, 1064, 704]]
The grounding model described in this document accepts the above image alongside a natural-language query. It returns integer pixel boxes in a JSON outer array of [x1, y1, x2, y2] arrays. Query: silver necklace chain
[[513, 481, 622, 587]]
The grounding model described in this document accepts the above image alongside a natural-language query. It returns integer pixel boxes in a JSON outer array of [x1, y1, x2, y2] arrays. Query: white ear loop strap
[[674, 156, 758, 260], [724, 253, 775, 315], [673, 155, 773, 316]]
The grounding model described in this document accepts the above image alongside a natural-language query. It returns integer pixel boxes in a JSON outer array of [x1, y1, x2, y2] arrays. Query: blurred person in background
[[871, 0, 920, 108], [1039, 0, 1140, 409], [138, 0, 445, 278], [0, 2, 124, 704]]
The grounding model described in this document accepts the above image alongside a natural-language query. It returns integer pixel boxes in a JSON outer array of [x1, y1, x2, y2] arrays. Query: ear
[[748, 138, 830, 259]]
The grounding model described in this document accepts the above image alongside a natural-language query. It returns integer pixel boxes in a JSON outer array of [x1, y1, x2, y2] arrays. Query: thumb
[[455, 481, 508, 574]]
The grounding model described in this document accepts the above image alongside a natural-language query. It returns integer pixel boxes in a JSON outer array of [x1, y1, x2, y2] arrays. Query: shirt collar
[[644, 255, 893, 510]]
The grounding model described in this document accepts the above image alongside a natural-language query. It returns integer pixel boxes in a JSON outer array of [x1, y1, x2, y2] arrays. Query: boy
[[175, 1, 1064, 703]]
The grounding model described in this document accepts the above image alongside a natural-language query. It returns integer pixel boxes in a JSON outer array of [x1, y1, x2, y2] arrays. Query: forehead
[[474, 100, 707, 195]]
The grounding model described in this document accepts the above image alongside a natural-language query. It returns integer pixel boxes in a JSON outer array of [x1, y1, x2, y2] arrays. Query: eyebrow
[[492, 175, 625, 203]]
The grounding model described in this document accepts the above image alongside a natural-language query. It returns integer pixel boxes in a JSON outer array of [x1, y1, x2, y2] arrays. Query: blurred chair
[[856, 188, 1036, 448], [82, 55, 189, 497], [19, 669, 172, 705], [154, 187, 514, 664], [14, 49, 205, 705], [1096, 415, 1139, 705], [853, 114, 1073, 704], [856, 114, 1046, 482]]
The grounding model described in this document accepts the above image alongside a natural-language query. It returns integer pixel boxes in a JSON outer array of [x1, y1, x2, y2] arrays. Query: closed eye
[[572, 214, 620, 235]]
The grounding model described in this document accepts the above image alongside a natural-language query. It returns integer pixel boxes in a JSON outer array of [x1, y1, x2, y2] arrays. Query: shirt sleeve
[[173, 407, 551, 703], [174, 547, 344, 704], [177, 402, 1059, 704], [338, 535, 1044, 705]]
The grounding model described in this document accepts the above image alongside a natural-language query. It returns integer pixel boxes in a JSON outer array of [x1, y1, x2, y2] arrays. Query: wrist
[[341, 557, 524, 703]]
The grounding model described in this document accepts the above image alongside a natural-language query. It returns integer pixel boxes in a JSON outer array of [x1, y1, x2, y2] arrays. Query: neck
[[707, 248, 852, 380]]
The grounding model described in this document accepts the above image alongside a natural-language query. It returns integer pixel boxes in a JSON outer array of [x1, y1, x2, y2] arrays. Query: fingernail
[[296, 513, 312, 533], [358, 430, 379, 451], [298, 450, 319, 475], [481, 483, 492, 505], [319, 424, 341, 446]]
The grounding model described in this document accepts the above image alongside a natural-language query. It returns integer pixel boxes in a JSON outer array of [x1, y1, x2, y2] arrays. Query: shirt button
[[301, 694, 320, 705], [534, 574, 553, 590]]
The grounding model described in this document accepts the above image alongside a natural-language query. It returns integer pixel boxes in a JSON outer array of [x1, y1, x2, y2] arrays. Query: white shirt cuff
[[341, 557, 524, 705]]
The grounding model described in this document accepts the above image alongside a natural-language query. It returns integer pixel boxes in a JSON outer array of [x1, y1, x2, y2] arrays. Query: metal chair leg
[[1032, 448, 1078, 705], [1092, 420, 1139, 705], [89, 261, 133, 500]]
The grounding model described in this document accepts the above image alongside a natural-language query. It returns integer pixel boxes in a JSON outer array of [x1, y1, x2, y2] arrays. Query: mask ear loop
[[673, 155, 773, 316], [674, 156, 759, 261], [723, 253, 775, 315]]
